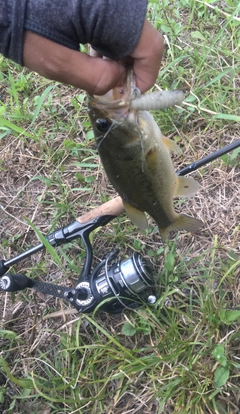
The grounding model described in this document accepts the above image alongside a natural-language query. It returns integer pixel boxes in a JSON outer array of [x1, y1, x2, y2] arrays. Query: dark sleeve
[[0, 0, 28, 65], [0, 0, 148, 66]]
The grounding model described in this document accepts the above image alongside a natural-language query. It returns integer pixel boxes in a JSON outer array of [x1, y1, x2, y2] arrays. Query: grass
[[0, 1, 240, 413]]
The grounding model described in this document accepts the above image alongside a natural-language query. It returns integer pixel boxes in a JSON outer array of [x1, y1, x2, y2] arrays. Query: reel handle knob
[[0, 274, 33, 292]]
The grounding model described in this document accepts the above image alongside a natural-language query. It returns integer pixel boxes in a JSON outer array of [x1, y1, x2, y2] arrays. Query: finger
[[23, 31, 126, 95], [86, 56, 127, 95], [130, 20, 164, 93]]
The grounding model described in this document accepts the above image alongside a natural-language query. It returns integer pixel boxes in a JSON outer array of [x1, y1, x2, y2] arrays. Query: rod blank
[[177, 139, 240, 176]]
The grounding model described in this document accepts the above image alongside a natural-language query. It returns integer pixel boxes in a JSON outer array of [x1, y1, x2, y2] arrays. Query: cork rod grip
[[76, 196, 125, 224]]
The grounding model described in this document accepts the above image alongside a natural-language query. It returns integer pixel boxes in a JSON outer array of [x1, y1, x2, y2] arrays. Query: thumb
[[84, 55, 127, 95]]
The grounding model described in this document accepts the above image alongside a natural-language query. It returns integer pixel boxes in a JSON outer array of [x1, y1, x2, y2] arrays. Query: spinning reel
[[0, 200, 157, 314]]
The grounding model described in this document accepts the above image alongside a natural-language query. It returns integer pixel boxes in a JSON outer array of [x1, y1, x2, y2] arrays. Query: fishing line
[[135, 112, 147, 173], [96, 120, 117, 148]]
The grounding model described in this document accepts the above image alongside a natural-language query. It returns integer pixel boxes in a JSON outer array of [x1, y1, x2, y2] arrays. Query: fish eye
[[96, 118, 111, 132]]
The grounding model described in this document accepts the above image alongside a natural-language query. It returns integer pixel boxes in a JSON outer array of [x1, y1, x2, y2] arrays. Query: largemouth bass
[[88, 70, 203, 240]]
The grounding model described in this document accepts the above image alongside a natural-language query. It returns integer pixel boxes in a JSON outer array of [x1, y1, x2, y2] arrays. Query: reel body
[[83, 251, 155, 314], [0, 216, 156, 314]]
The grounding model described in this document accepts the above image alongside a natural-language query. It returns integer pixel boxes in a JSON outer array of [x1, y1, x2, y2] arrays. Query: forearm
[[23, 31, 126, 95], [1, 0, 163, 94], [0, 0, 148, 65]]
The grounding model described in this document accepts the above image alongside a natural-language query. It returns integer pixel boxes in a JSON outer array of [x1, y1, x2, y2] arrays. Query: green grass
[[0, 1, 240, 413]]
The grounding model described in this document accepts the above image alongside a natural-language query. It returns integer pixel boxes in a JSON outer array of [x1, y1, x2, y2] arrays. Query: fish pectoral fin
[[159, 214, 203, 241], [162, 135, 182, 154], [146, 146, 158, 171], [174, 176, 200, 198], [123, 201, 148, 230]]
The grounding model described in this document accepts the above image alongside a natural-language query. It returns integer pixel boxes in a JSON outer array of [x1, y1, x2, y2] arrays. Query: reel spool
[[76, 251, 156, 314]]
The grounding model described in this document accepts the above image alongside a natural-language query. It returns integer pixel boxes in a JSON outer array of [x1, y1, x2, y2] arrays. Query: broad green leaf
[[191, 31, 205, 40], [230, 147, 240, 160], [0, 329, 17, 340], [122, 322, 136, 337], [86, 130, 94, 140], [212, 344, 228, 366], [0, 358, 34, 388], [220, 309, 240, 324], [213, 114, 240, 122], [214, 366, 230, 388], [30, 175, 53, 186], [164, 253, 175, 271], [0, 389, 4, 404]]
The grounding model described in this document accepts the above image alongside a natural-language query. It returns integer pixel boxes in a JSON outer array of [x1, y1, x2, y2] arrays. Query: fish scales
[[88, 70, 203, 240]]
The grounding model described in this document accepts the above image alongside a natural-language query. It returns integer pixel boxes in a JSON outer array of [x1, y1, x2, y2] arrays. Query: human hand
[[23, 19, 163, 96], [91, 20, 164, 94]]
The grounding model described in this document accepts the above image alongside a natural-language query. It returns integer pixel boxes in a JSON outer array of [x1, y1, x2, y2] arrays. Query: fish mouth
[[88, 68, 137, 121], [88, 93, 127, 110]]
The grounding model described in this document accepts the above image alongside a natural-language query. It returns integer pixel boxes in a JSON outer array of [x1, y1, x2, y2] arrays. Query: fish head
[[88, 69, 140, 146]]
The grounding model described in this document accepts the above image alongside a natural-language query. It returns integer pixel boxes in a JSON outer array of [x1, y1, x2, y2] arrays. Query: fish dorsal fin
[[123, 201, 148, 229], [146, 146, 158, 171], [162, 135, 182, 154], [174, 176, 200, 198]]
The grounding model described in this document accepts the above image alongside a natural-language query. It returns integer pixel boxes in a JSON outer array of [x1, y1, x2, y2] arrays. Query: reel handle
[[0, 273, 33, 292]]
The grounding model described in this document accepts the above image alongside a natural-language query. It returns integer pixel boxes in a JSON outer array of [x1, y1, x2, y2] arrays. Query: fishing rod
[[177, 139, 240, 176], [0, 140, 239, 314]]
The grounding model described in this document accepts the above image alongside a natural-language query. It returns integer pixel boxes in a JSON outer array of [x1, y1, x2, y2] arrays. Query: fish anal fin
[[158, 214, 203, 241], [123, 201, 148, 230], [162, 135, 182, 154], [174, 176, 200, 198]]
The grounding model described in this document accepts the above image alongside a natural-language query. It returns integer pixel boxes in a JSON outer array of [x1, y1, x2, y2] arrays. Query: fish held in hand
[[88, 71, 203, 240]]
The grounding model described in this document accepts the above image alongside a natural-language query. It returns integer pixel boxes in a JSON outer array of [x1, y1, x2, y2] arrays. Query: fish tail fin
[[159, 214, 203, 241], [174, 214, 203, 233]]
